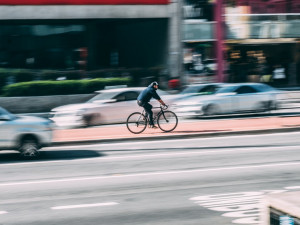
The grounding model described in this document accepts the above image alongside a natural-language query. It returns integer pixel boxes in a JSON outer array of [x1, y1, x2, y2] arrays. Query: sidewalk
[[53, 115, 300, 145]]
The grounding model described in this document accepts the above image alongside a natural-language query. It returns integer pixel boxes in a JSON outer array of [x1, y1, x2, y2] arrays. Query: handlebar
[[153, 105, 168, 110], [161, 104, 168, 110]]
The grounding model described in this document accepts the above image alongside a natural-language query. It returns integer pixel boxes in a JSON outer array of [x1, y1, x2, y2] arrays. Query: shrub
[[0, 78, 5, 95], [2, 77, 131, 97]]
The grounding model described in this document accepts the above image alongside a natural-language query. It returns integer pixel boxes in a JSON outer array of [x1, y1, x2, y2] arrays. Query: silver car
[[50, 87, 172, 128], [174, 83, 280, 117], [0, 107, 53, 158]]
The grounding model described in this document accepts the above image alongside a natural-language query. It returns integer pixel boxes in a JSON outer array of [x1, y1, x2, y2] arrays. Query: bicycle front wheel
[[157, 111, 178, 132], [126, 112, 147, 134]]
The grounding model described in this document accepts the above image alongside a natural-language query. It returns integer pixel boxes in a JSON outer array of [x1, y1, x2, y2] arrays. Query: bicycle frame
[[142, 106, 167, 124]]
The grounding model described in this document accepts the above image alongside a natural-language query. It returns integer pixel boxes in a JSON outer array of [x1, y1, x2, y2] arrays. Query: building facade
[[183, 0, 300, 87], [1, 0, 300, 87], [0, 0, 182, 85]]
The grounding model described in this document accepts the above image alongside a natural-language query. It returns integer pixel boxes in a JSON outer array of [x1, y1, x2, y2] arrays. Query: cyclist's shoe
[[150, 125, 158, 129]]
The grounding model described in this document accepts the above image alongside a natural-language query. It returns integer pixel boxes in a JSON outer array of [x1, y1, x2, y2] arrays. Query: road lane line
[[51, 202, 119, 210], [1, 161, 300, 187], [0, 211, 8, 214], [1, 145, 300, 167]]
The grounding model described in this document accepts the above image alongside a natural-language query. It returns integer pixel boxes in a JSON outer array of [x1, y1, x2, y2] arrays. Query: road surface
[[1, 131, 300, 224]]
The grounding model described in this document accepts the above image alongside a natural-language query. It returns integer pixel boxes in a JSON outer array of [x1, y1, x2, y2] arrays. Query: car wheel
[[256, 102, 269, 112], [270, 101, 278, 110], [204, 104, 218, 116], [19, 137, 40, 159], [83, 114, 98, 127]]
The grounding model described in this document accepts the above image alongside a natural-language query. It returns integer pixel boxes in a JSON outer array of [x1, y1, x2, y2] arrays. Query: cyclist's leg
[[143, 103, 154, 126], [137, 100, 147, 119]]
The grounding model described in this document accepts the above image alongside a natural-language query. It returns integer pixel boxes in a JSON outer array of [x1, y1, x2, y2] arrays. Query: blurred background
[[0, 0, 299, 94], [1, 3, 300, 224]]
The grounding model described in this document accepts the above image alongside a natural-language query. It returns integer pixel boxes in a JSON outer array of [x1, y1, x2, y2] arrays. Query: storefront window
[[183, 42, 216, 83], [0, 24, 86, 69]]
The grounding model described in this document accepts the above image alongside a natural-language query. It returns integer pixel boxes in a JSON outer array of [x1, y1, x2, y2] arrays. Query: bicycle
[[126, 105, 178, 134]]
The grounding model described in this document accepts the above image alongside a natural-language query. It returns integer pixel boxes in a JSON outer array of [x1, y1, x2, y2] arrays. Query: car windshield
[[215, 85, 237, 94], [87, 92, 119, 103], [255, 84, 276, 92]]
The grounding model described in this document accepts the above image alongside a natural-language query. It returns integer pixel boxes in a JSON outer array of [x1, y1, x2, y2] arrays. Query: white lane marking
[[190, 189, 292, 225], [190, 186, 300, 224], [0, 211, 8, 215], [1, 161, 300, 187], [2, 145, 300, 167], [285, 186, 300, 189], [51, 202, 119, 210]]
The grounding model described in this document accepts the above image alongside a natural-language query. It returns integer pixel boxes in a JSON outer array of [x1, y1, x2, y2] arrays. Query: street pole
[[168, 0, 183, 85], [214, 0, 225, 82]]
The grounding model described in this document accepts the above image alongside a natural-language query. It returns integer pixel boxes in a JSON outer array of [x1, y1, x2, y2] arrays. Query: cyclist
[[137, 81, 166, 129]]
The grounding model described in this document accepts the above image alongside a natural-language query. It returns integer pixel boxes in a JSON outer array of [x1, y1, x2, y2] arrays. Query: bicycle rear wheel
[[126, 112, 147, 134], [157, 110, 178, 132]]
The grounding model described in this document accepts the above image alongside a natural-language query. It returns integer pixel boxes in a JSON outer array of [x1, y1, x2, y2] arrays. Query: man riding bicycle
[[137, 81, 166, 129]]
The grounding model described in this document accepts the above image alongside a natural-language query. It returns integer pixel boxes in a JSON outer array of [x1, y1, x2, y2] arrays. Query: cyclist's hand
[[162, 104, 168, 110]]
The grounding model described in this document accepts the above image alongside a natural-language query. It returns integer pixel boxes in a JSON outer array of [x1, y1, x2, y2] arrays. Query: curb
[[52, 126, 300, 146]]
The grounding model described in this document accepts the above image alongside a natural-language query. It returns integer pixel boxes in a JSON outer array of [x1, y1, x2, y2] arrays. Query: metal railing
[[226, 13, 300, 39], [182, 20, 215, 42]]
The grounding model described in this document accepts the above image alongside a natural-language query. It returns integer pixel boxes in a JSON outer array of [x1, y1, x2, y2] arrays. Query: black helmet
[[151, 81, 158, 87]]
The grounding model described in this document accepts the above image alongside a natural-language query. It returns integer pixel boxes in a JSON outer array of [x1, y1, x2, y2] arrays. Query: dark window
[[114, 93, 126, 102], [201, 85, 220, 94], [114, 91, 139, 101], [125, 91, 139, 101], [236, 86, 258, 94]]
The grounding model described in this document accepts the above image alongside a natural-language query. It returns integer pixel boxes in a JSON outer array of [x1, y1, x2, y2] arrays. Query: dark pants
[[137, 101, 154, 126]]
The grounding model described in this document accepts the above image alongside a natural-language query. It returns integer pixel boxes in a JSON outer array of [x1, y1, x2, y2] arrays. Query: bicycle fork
[[159, 111, 169, 123]]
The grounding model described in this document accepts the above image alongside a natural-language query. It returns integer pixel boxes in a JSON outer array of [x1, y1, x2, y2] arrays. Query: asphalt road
[[1, 132, 300, 225]]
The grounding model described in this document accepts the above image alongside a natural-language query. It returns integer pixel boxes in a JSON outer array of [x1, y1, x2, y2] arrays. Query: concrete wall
[[0, 5, 169, 19], [0, 94, 95, 113], [168, 0, 183, 80]]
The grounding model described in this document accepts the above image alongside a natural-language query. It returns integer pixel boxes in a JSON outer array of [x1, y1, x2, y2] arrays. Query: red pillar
[[214, 0, 225, 82]]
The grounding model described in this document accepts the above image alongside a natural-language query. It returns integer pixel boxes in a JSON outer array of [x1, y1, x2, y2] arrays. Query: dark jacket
[[137, 84, 161, 104]]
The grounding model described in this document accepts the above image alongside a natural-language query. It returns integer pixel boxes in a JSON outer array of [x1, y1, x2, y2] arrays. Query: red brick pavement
[[53, 116, 300, 143]]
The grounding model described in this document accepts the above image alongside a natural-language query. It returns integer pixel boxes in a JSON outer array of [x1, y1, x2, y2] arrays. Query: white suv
[[0, 106, 53, 158]]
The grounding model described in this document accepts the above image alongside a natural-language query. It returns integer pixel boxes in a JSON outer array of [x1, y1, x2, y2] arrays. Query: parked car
[[0, 106, 53, 158], [174, 83, 280, 117], [50, 87, 172, 128]]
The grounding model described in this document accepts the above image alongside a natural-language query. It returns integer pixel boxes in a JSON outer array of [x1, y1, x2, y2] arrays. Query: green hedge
[[0, 67, 165, 94], [2, 78, 131, 97]]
